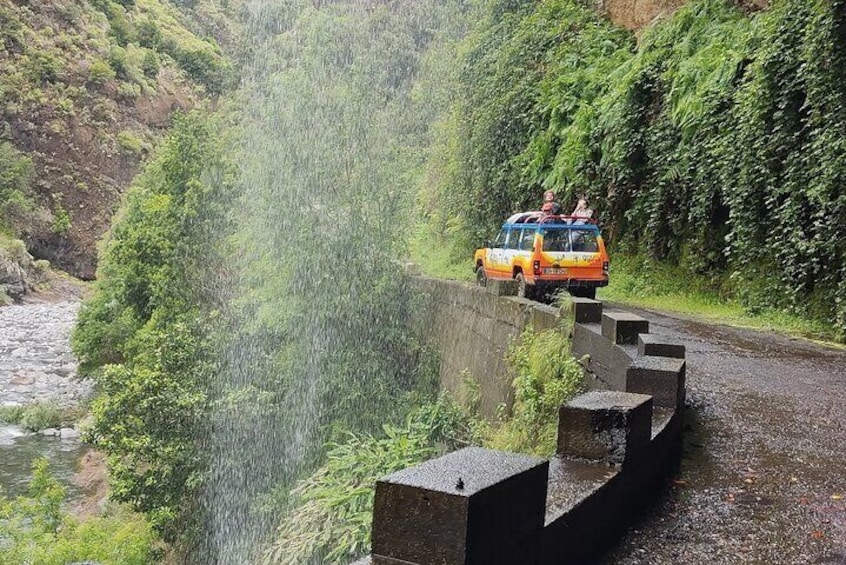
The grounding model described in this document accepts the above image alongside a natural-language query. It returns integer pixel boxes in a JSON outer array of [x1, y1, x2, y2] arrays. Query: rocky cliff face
[[0, 0, 237, 279], [599, 0, 768, 30], [0, 237, 43, 300]]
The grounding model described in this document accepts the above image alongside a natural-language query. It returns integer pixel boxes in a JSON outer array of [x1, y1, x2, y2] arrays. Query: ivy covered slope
[[0, 0, 236, 279], [423, 0, 846, 339]]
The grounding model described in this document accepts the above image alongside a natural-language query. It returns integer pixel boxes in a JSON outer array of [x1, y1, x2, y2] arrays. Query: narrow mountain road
[[601, 308, 846, 564]]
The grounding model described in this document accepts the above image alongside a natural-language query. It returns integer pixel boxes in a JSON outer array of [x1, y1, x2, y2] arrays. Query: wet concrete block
[[570, 297, 603, 324], [557, 391, 653, 466], [572, 323, 633, 391], [486, 279, 518, 297], [531, 303, 561, 332], [626, 356, 686, 409], [637, 333, 686, 359], [601, 312, 649, 345], [372, 447, 548, 565]]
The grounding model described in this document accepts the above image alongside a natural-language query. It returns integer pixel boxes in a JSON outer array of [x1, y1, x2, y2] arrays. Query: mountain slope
[[0, 0, 237, 279]]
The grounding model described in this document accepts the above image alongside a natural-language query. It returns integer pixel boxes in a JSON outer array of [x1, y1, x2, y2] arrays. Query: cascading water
[[194, 2, 468, 562]]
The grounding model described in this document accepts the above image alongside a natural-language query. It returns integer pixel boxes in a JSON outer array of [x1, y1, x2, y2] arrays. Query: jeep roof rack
[[504, 211, 598, 225]]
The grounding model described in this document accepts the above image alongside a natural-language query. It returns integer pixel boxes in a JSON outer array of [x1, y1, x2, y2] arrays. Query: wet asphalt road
[[601, 308, 846, 565]]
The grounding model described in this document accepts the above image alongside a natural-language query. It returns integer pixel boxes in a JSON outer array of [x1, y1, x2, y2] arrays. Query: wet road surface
[[602, 308, 846, 565]]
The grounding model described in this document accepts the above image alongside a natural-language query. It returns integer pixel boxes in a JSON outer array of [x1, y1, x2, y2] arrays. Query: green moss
[[117, 130, 143, 155], [88, 59, 116, 86], [50, 203, 71, 235]]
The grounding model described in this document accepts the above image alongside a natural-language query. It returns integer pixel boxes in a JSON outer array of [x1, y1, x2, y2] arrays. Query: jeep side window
[[505, 229, 520, 250], [493, 228, 508, 248], [541, 229, 571, 252], [571, 229, 599, 252], [520, 229, 535, 251]]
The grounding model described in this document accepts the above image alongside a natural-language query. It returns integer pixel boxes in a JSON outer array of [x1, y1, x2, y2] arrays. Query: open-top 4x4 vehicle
[[473, 212, 609, 300]]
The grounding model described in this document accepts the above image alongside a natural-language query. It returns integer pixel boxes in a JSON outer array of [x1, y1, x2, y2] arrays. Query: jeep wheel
[[515, 272, 532, 300], [476, 265, 487, 287]]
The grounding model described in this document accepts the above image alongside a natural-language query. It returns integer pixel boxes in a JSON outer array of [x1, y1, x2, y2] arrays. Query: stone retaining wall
[[409, 276, 562, 418], [353, 280, 687, 565]]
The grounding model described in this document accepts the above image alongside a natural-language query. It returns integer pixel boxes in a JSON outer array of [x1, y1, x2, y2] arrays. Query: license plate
[[543, 268, 567, 275]]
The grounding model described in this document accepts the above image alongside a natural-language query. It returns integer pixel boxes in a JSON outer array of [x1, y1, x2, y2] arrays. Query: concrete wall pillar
[[557, 391, 653, 466], [371, 447, 549, 565]]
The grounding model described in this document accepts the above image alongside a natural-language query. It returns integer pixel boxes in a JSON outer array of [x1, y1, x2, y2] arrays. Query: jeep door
[[486, 227, 511, 277]]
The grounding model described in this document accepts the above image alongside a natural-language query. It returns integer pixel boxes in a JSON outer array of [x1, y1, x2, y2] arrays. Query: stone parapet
[[372, 280, 689, 565], [601, 311, 649, 345], [568, 297, 603, 324], [372, 447, 548, 565], [557, 391, 653, 466], [626, 356, 686, 409], [637, 332, 686, 359]]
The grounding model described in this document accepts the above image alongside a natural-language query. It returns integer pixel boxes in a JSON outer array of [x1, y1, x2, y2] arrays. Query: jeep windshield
[[540, 228, 599, 253]]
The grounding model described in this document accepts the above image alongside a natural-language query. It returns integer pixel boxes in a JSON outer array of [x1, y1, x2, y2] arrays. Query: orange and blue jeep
[[473, 211, 609, 300]]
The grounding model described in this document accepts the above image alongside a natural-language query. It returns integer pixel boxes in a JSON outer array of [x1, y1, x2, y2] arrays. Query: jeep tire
[[515, 272, 533, 300]]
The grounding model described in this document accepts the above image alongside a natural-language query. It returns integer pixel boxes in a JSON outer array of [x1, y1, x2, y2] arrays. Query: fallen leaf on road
[[674, 479, 688, 487], [832, 494, 843, 500], [810, 531, 824, 540]]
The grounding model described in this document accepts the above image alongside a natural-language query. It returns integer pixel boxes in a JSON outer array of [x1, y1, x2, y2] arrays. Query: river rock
[[10, 372, 36, 385], [60, 427, 80, 439], [41, 427, 59, 436], [0, 301, 91, 408], [0, 240, 35, 299]]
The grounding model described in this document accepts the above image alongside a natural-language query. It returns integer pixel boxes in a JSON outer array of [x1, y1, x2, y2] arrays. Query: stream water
[[0, 424, 87, 498]]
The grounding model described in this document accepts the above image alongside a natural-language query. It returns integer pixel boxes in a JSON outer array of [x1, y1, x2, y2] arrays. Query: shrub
[[0, 459, 158, 564], [487, 326, 584, 456], [25, 52, 60, 84], [107, 45, 129, 79], [262, 397, 478, 565], [141, 49, 160, 78], [88, 59, 116, 86], [50, 203, 71, 236], [117, 130, 143, 156], [136, 18, 162, 49], [0, 404, 24, 424], [170, 46, 235, 95], [19, 402, 62, 431], [0, 141, 35, 235]]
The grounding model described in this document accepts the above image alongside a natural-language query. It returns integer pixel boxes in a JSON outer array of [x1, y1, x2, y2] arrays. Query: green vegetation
[[416, 0, 846, 341], [72, 112, 232, 545], [18, 403, 61, 432], [117, 130, 145, 156], [0, 459, 157, 565], [263, 397, 479, 565], [262, 322, 582, 565], [600, 254, 835, 341], [0, 141, 35, 236], [486, 326, 583, 455], [0, 402, 87, 431]]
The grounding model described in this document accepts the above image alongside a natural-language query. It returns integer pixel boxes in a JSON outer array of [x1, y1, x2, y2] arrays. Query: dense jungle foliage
[[425, 0, 846, 339], [72, 112, 233, 548]]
